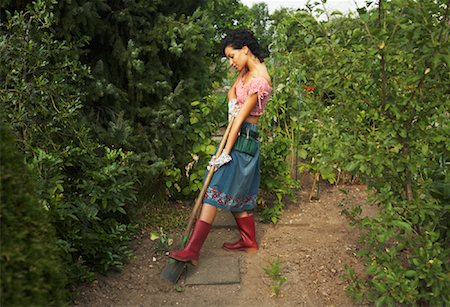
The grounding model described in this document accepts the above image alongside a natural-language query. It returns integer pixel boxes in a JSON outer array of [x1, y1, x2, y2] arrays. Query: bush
[[0, 0, 138, 283], [346, 196, 450, 305], [0, 121, 68, 306], [269, 0, 450, 304]]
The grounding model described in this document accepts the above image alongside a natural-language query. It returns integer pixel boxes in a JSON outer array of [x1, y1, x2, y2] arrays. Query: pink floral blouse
[[235, 76, 272, 116]]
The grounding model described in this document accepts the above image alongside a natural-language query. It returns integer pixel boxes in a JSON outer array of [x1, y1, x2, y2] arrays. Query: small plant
[[175, 286, 185, 293], [264, 257, 287, 297], [150, 227, 173, 251]]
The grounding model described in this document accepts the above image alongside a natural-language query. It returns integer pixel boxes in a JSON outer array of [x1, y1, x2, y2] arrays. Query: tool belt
[[233, 127, 259, 156]]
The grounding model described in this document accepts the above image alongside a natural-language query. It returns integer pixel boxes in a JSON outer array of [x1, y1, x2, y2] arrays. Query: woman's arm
[[224, 92, 258, 154]]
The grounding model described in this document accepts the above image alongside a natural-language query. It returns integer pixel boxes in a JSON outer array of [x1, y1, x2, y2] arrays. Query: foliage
[[164, 92, 226, 199], [268, 7, 342, 184], [2, 0, 221, 200], [206, 0, 270, 43], [269, 0, 450, 304], [258, 135, 296, 223], [255, 11, 310, 223], [182, 94, 226, 196], [47, 0, 219, 197], [0, 0, 137, 283], [0, 121, 68, 306]]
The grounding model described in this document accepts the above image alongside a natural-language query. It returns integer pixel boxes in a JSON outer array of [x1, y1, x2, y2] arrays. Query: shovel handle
[[182, 117, 235, 238]]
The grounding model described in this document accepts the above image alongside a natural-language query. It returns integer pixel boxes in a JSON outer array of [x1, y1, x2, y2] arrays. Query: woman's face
[[224, 45, 248, 72]]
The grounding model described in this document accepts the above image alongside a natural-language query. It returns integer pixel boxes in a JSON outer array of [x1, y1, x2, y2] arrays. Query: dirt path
[[74, 181, 372, 306]]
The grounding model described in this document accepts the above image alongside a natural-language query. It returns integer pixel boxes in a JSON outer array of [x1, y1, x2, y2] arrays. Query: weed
[[175, 286, 185, 293], [264, 257, 287, 297], [150, 227, 173, 251]]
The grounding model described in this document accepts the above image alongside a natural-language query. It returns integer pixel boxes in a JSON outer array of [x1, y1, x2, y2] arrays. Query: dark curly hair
[[221, 29, 267, 62]]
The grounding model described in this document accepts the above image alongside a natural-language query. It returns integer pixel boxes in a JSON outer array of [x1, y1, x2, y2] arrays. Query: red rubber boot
[[168, 220, 212, 266], [223, 215, 258, 253]]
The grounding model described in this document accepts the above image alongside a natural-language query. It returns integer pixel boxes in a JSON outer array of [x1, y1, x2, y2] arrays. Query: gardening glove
[[228, 98, 240, 121], [212, 152, 232, 169], [207, 155, 216, 171]]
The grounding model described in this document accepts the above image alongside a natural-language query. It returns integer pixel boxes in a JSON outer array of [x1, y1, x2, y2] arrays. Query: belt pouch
[[233, 128, 259, 156]]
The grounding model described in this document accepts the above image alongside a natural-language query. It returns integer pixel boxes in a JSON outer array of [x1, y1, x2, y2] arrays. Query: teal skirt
[[203, 122, 260, 212]]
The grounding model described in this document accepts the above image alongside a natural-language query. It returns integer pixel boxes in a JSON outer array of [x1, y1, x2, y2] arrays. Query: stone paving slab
[[181, 211, 257, 285], [185, 255, 240, 285]]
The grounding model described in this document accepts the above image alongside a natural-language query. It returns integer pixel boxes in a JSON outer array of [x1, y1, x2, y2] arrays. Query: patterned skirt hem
[[203, 199, 256, 212], [203, 187, 257, 212]]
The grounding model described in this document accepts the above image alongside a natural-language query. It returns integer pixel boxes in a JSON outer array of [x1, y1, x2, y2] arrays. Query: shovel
[[160, 116, 236, 283]]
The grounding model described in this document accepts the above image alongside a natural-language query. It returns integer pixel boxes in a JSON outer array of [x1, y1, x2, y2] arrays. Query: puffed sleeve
[[247, 77, 271, 109]]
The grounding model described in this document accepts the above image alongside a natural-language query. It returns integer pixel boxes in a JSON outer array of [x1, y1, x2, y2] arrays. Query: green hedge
[[0, 122, 68, 306]]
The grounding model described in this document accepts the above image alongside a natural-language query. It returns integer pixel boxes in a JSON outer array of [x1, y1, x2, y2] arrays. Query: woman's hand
[[207, 152, 232, 170], [207, 155, 216, 171]]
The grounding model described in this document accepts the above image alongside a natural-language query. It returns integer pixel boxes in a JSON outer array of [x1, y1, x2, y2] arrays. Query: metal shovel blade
[[160, 257, 186, 283], [160, 235, 189, 283]]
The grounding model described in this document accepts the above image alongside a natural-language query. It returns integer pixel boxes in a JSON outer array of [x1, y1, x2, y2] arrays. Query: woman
[[169, 29, 271, 265]]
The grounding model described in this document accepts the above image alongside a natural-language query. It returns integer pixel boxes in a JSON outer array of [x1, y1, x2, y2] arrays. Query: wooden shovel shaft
[[182, 117, 235, 238]]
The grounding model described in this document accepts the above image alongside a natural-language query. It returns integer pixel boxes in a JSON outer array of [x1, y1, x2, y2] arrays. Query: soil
[[74, 176, 376, 307]]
